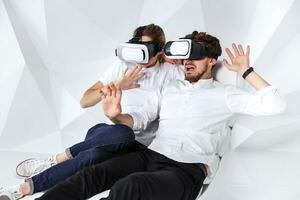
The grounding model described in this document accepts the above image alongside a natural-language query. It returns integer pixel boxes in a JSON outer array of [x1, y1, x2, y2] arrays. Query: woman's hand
[[116, 66, 145, 90], [165, 57, 182, 65]]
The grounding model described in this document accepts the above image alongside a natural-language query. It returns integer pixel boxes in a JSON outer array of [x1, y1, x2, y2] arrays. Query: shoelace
[[24, 158, 54, 175]]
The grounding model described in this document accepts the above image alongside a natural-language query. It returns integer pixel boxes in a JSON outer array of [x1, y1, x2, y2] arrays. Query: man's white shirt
[[99, 59, 184, 146], [129, 78, 286, 182]]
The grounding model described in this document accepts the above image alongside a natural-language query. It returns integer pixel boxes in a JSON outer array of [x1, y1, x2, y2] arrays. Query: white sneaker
[[15, 156, 57, 179], [0, 185, 23, 200]]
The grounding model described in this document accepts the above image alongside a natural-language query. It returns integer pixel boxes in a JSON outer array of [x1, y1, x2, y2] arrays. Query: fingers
[[129, 83, 140, 89], [124, 66, 137, 78], [232, 43, 240, 56], [124, 65, 144, 81], [99, 89, 105, 99], [222, 59, 230, 67], [116, 84, 122, 102], [225, 48, 235, 63], [238, 44, 245, 55], [102, 83, 115, 98], [101, 85, 109, 98], [223, 59, 234, 71], [121, 67, 128, 77], [130, 66, 144, 79], [246, 45, 250, 57], [133, 72, 145, 81], [106, 84, 112, 97], [127, 66, 139, 78], [226, 43, 249, 60], [109, 82, 117, 97]]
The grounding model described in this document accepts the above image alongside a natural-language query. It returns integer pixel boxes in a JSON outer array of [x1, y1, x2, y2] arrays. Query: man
[[34, 31, 286, 200], [0, 24, 183, 200]]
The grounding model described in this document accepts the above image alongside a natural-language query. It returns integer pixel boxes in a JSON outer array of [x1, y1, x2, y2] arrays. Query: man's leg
[[102, 171, 187, 200], [36, 149, 147, 200], [102, 150, 206, 200]]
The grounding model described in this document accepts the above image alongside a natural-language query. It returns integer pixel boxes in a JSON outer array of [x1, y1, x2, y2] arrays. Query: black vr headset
[[164, 39, 218, 60], [115, 26, 162, 64]]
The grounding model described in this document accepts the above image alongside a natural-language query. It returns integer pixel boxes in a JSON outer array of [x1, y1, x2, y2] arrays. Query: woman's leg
[[27, 140, 139, 194], [65, 123, 135, 158], [16, 123, 135, 179]]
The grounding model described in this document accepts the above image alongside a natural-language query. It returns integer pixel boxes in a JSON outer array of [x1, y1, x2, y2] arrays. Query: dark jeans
[[36, 142, 206, 200], [27, 123, 135, 194]]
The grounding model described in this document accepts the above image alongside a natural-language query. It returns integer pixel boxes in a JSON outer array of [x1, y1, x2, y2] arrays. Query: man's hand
[[116, 66, 145, 90], [101, 82, 122, 119], [223, 43, 250, 75]]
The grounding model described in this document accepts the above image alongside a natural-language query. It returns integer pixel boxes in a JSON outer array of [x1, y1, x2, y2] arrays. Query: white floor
[[1, 150, 300, 200]]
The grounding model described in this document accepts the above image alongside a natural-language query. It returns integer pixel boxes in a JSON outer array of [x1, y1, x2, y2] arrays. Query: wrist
[[238, 66, 250, 75], [242, 67, 254, 79], [107, 112, 121, 120], [108, 113, 123, 124]]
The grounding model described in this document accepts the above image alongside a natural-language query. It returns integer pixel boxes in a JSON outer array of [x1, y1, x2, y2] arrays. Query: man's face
[[183, 58, 211, 83], [138, 35, 160, 68]]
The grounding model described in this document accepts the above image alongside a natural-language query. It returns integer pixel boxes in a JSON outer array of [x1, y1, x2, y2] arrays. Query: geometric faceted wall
[[1, 0, 300, 199]]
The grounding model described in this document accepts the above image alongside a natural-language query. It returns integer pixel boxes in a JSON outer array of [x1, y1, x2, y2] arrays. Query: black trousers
[[36, 142, 206, 200]]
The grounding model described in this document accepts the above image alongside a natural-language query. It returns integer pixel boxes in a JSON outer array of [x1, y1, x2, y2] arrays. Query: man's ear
[[207, 58, 217, 72]]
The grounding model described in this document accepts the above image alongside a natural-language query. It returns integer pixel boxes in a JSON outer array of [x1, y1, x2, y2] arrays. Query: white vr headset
[[115, 38, 218, 63], [115, 39, 161, 64], [164, 39, 217, 60]]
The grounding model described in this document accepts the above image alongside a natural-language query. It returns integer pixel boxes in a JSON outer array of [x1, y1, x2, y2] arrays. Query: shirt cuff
[[257, 85, 277, 97], [129, 112, 142, 131]]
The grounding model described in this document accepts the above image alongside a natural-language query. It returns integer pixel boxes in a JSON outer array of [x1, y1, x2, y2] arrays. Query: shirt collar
[[181, 78, 214, 89]]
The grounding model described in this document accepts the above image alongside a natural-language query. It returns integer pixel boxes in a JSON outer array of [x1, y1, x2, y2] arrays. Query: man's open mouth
[[185, 65, 196, 72]]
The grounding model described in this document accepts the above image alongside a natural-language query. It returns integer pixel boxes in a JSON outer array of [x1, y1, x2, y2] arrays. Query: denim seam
[[65, 148, 74, 159], [25, 178, 34, 195]]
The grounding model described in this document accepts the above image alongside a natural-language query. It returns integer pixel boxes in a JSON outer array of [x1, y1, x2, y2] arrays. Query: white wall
[[0, 0, 300, 199]]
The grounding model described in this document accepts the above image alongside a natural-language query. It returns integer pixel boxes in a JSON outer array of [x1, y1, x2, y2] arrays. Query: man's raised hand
[[223, 43, 250, 75], [101, 82, 122, 119]]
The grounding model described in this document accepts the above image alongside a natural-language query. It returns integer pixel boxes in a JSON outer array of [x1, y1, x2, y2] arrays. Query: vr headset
[[164, 39, 217, 60], [115, 37, 162, 64]]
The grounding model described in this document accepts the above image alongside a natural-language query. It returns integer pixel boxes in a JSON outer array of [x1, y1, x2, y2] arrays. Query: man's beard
[[185, 72, 204, 83]]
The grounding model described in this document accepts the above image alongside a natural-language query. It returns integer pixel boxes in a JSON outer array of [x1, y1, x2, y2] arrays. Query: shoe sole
[[15, 158, 36, 179]]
